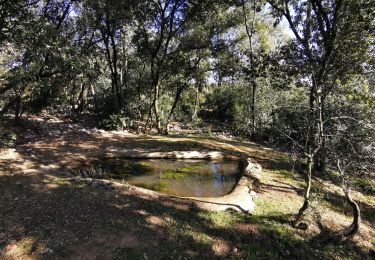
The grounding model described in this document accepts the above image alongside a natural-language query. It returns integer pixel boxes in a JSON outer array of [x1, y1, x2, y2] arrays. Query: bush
[[99, 114, 128, 131], [0, 132, 17, 147], [204, 84, 244, 124]]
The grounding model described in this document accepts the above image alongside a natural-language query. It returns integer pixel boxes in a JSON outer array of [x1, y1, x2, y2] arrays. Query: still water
[[80, 159, 241, 197]]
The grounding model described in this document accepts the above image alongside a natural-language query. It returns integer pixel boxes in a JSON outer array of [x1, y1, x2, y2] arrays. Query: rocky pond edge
[[71, 150, 263, 213]]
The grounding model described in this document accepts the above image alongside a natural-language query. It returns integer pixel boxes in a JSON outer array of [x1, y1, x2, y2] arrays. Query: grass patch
[[137, 181, 169, 192], [197, 211, 246, 228], [245, 240, 279, 260]]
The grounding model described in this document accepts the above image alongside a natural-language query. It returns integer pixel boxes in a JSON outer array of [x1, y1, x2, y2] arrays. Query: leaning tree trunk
[[293, 154, 313, 227], [332, 161, 361, 238], [334, 187, 361, 238]]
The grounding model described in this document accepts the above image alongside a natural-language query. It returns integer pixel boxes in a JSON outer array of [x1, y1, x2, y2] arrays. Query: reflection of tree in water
[[209, 161, 226, 196]]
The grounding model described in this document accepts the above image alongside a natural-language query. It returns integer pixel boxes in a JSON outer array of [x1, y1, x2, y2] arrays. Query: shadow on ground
[[0, 171, 371, 259], [1, 116, 287, 173], [0, 116, 373, 259]]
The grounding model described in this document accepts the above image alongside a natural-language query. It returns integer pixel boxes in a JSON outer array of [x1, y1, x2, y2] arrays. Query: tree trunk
[[14, 94, 22, 122], [121, 41, 128, 108], [109, 27, 122, 109], [251, 79, 256, 138], [334, 188, 361, 238], [192, 86, 199, 121], [241, 0, 257, 139], [101, 20, 120, 113], [14, 86, 25, 123], [152, 80, 161, 133], [332, 161, 361, 238], [90, 84, 98, 112], [76, 82, 85, 112], [164, 86, 184, 135], [293, 154, 313, 227], [136, 68, 144, 133]]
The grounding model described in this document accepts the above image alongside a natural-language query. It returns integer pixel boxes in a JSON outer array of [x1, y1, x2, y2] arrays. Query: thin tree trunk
[[241, 0, 257, 138], [76, 82, 85, 112], [293, 154, 313, 227], [144, 96, 153, 133], [153, 82, 161, 132], [136, 66, 145, 133], [70, 80, 76, 112], [14, 94, 22, 122], [335, 188, 361, 237], [333, 160, 361, 238], [90, 84, 98, 112], [164, 86, 184, 134], [121, 40, 128, 108], [192, 86, 199, 121], [251, 79, 256, 138], [109, 25, 122, 108]]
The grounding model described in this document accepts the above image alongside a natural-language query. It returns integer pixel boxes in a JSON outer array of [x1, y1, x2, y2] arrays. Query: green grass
[[137, 181, 169, 192]]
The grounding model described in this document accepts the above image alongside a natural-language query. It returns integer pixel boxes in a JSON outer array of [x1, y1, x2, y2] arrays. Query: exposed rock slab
[[184, 176, 254, 212], [104, 149, 240, 160]]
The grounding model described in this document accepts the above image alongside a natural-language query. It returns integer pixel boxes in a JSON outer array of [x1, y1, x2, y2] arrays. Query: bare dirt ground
[[0, 114, 374, 259]]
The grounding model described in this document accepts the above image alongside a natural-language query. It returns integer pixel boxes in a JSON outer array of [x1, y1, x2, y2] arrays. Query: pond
[[77, 159, 242, 197]]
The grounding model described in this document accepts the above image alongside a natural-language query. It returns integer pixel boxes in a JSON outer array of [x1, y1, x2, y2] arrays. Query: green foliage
[[99, 114, 128, 131], [204, 83, 244, 124], [0, 132, 17, 147], [138, 181, 169, 192], [352, 177, 374, 195]]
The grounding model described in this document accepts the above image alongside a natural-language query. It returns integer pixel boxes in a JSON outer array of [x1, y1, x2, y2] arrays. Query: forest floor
[[0, 114, 374, 259]]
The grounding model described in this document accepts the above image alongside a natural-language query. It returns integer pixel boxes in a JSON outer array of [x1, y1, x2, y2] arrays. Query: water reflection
[[79, 159, 241, 197]]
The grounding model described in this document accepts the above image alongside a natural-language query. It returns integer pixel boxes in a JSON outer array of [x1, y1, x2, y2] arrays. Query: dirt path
[[0, 114, 283, 175]]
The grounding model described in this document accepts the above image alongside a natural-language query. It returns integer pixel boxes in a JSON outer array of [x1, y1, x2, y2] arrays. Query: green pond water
[[79, 159, 242, 197]]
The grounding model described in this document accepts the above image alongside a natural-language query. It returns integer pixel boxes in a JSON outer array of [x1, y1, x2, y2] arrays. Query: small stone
[[85, 178, 93, 184]]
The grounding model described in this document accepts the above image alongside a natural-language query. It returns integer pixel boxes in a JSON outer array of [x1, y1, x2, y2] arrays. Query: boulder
[[244, 158, 262, 180]]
